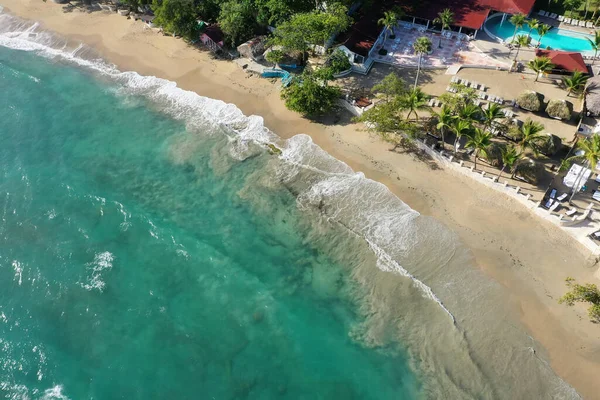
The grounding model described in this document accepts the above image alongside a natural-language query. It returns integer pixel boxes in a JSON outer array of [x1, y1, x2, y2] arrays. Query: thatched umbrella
[[545, 99, 572, 120], [516, 90, 544, 112], [585, 76, 600, 117]]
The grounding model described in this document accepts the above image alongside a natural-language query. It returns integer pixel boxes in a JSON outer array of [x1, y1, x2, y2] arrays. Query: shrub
[[545, 99, 572, 120], [265, 49, 285, 65], [516, 90, 543, 111], [328, 49, 352, 74], [537, 133, 562, 156], [513, 158, 544, 184]]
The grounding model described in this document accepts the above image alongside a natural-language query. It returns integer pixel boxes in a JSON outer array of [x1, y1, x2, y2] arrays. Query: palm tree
[[498, 145, 523, 180], [413, 36, 432, 89], [458, 103, 481, 123], [536, 24, 551, 48], [517, 119, 545, 155], [451, 118, 473, 155], [509, 13, 526, 42], [527, 56, 555, 81], [566, 135, 600, 201], [587, 31, 600, 64], [432, 105, 456, 149], [511, 34, 530, 70], [527, 18, 540, 42], [399, 87, 430, 120], [563, 71, 589, 96], [465, 128, 493, 170], [433, 8, 454, 48], [378, 11, 398, 47], [481, 103, 505, 133]]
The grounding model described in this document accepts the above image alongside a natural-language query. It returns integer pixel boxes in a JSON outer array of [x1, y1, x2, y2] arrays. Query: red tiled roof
[[535, 50, 588, 73], [407, 0, 536, 30]]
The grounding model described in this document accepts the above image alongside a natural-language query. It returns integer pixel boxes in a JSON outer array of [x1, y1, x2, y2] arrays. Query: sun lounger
[[550, 13, 558, 18], [572, 19, 580, 25], [594, 231, 600, 238], [549, 201, 560, 212], [586, 21, 594, 28], [539, 10, 547, 16], [479, 92, 487, 99], [451, 76, 459, 83], [593, 190, 600, 201], [549, 188, 557, 199], [558, 15, 564, 21], [579, 20, 586, 26], [566, 208, 577, 216], [544, 198, 554, 209], [564, 18, 572, 24], [557, 193, 568, 201]]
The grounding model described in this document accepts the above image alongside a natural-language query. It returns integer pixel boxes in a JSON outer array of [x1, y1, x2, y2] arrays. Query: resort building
[[199, 25, 224, 54], [403, 0, 536, 37], [535, 49, 589, 77]]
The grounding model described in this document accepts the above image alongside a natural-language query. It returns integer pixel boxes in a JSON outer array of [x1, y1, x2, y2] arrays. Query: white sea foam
[[41, 385, 69, 400], [0, 12, 451, 317], [81, 251, 114, 291]]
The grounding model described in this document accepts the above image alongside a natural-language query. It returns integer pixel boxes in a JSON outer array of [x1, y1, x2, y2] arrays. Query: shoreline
[[2, 2, 600, 398]]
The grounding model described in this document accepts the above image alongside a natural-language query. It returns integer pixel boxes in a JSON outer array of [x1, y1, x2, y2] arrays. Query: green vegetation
[[563, 71, 589, 97], [269, 4, 351, 61], [497, 145, 522, 180], [527, 56, 554, 82], [152, 0, 199, 39], [587, 31, 600, 63], [378, 11, 399, 45], [265, 49, 285, 65], [511, 34, 530, 68], [559, 278, 600, 323], [413, 37, 432, 89], [433, 8, 454, 48], [217, 0, 256, 46], [516, 119, 546, 155], [400, 87, 430, 121], [327, 49, 352, 74], [465, 128, 493, 170], [281, 69, 341, 116], [509, 13, 526, 42], [536, 23, 551, 46], [431, 105, 456, 149]]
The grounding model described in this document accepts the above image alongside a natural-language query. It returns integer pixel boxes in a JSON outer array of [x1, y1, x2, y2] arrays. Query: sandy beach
[[2, 1, 600, 397]]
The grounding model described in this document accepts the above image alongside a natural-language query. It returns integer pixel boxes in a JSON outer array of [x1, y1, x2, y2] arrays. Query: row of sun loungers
[[428, 98, 443, 107], [539, 10, 597, 27], [450, 76, 486, 91]]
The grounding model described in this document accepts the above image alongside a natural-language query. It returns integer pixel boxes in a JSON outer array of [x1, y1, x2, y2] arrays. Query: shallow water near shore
[[0, 12, 583, 400]]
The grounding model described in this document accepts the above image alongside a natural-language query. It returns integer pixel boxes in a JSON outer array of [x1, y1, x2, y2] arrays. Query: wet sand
[[2, 1, 600, 398]]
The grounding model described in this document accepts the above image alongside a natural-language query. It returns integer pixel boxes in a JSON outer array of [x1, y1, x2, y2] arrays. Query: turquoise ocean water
[[0, 44, 424, 399], [0, 12, 586, 400]]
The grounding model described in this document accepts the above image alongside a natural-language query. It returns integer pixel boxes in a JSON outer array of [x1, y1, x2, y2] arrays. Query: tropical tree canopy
[[152, 0, 200, 39], [559, 277, 600, 323], [527, 57, 555, 81], [434, 8, 454, 29], [281, 70, 341, 116], [218, 0, 257, 46], [371, 72, 407, 102], [563, 71, 589, 95], [465, 128, 493, 169], [517, 119, 545, 154], [399, 87, 430, 120]]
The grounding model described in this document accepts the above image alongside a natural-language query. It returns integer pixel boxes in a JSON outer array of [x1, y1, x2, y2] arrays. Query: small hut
[[200, 25, 224, 53], [585, 75, 600, 117], [237, 36, 267, 61]]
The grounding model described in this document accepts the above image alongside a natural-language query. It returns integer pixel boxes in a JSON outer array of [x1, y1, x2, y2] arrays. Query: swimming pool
[[484, 13, 594, 53]]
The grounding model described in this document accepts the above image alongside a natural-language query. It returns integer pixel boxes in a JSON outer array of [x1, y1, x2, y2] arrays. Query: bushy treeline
[[121, 0, 352, 46]]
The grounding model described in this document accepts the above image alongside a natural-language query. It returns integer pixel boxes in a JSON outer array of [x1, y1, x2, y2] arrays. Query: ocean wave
[[0, 11, 455, 321]]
